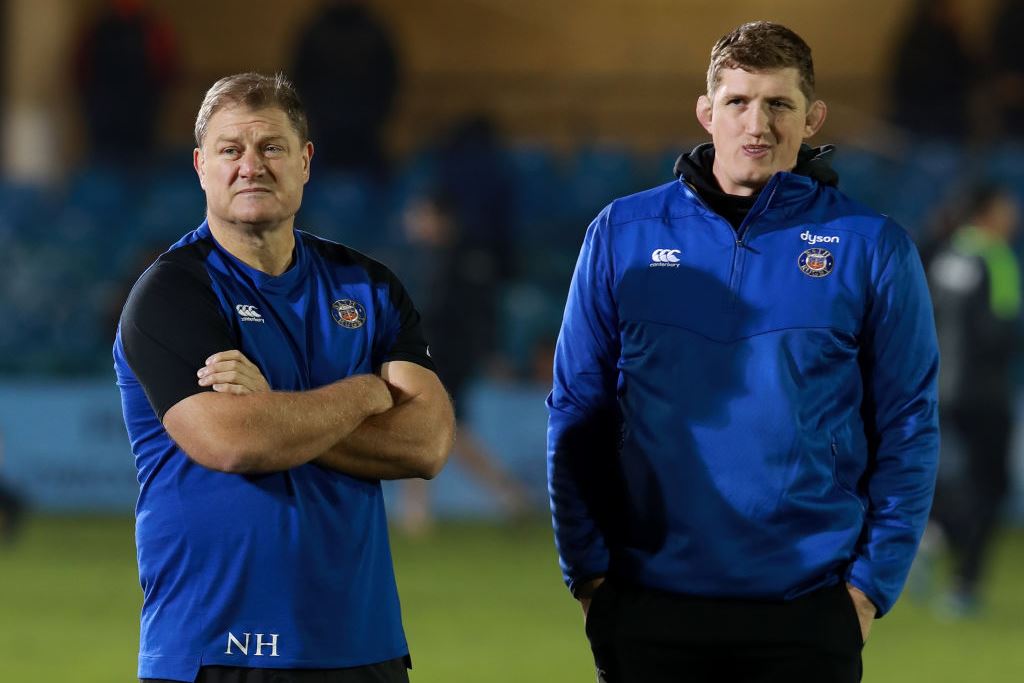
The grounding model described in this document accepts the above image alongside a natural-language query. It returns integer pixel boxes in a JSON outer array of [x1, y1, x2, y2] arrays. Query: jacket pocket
[[585, 579, 614, 641], [839, 583, 867, 648]]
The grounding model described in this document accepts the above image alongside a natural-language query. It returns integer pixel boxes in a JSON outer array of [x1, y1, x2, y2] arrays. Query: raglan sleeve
[[118, 258, 237, 421], [374, 269, 436, 373], [546, 205, 622, 596], [848, 220, 940, 616]]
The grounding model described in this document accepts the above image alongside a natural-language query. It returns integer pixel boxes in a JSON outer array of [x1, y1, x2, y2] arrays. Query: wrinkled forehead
[[205, 104, 299, 143]]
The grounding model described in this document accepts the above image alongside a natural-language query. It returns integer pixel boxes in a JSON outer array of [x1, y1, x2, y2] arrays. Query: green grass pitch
[[0, 516, 1021, 681]]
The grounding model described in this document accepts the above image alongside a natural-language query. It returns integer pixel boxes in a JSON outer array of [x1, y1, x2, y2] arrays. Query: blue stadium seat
[[496, 281, 565, 374], [831, 147, 905, 215], [647, 147, 692, 188], [988, 141, 1024, 205], [386, 148, 438, 214], [63, 165, 140, 224], [889, 142, 965, 234], [0, 180, 56, 246], [565, 145, 642, 224], [135, 167, 207, 246], [299, 170, 391, 251], [506, 145, 567, 239]]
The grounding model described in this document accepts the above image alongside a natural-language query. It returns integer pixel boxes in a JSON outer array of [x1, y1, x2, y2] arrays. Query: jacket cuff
[[569, 574, 608, 599], [846, 561, 893, 617]]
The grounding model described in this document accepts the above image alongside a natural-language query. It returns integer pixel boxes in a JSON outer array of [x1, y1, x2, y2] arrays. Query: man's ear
[[193, 148, 206, 190], [302, 141, 314, 183], [696, 95, 713, 134], [804, 100, 827, 138]]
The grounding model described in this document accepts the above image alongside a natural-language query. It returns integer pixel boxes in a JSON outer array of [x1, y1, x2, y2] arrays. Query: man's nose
[[239, 148, 266, 177], [744, 105, 771, 136]]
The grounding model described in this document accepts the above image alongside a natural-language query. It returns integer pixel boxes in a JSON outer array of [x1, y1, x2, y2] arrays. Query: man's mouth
[[742, 145, 770, 158]]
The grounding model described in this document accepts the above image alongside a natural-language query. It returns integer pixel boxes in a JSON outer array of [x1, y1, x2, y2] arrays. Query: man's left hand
[[846, 583, 877, 643], [197, 350, 270, 394]]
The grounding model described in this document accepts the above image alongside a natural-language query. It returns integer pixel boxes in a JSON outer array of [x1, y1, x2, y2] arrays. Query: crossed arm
[[163, 350, 455, 480]]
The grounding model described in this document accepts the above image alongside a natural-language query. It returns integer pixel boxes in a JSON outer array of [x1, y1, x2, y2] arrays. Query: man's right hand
[[577, 577, 606, 619]]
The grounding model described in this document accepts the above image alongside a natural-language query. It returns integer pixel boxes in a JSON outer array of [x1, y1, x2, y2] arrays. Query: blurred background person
[[428, 115, 516, 281], [990, 0, 1024, 139], [72, 0, 179, 165], [888, 0, 980, 142], [395, 114, 529, 534], [290, 0, 400, 179], [398, 191, 528, 534], [926, 182, 1022, 617]]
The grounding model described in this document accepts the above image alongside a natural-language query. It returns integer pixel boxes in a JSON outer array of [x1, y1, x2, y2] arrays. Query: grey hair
[[194, 72, 308, 147]]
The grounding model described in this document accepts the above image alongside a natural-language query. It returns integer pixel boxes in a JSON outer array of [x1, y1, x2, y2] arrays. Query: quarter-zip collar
[[675, 143, 757, 230], [673, 142, 839, 231]]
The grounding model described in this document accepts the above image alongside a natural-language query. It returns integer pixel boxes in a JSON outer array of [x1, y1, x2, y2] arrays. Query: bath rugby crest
[[332, 299, 366, 328], [798, 247, 834, 278]]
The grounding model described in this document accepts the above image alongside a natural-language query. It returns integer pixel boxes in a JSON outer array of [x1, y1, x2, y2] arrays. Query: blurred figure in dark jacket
[[396, 193, 528, 533], [889, 0, 979, 140], [73, 0, 179, 163], [991, 0, 1024, 137], [290, 0, 400, 179], [432, 115, 516, 280], [926, 183, 1021, 615]]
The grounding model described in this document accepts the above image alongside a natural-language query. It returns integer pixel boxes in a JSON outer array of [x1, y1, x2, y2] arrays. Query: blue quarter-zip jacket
[[547, 171, 939, 616]]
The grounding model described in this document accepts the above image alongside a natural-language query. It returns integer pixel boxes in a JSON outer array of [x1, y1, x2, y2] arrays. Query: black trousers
[[141, 656, 410, 683], [932, 406, 1012, 593], [585, 580, 863, 683]]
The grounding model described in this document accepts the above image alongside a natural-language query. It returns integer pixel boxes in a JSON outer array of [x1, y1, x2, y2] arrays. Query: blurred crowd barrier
[[1, 376, 1023, 521], [0, 378, 551, 517]]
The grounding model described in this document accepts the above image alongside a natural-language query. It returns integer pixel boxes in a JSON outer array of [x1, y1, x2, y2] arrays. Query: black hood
[[673, 142, 839, 190]]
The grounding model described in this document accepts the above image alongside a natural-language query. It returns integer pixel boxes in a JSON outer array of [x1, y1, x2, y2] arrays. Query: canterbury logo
[[800, 230, 840, 245], [235, 304, 264, 323], [651, 248, 681, 262], [650, 248, 681, 268]]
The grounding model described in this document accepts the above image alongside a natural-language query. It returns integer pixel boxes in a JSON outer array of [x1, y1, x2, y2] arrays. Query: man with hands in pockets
[[547, 22, 939, 683]]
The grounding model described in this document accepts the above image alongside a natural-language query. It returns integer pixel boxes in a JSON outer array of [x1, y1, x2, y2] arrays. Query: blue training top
[[547, 172, 940, 617], [114, 221, 433, 681]]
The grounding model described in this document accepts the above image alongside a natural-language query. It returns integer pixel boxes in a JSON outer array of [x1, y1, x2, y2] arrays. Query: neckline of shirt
[[198, 221, 307, 292]]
